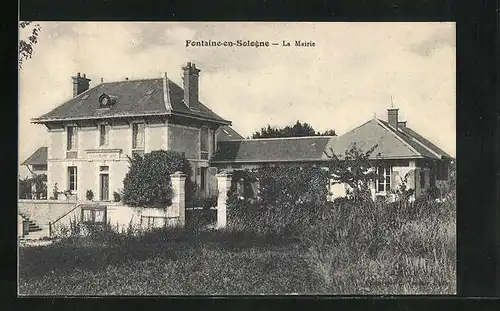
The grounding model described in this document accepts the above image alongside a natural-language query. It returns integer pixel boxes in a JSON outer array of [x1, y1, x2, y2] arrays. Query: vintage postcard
[[18, 22, 456, 295]]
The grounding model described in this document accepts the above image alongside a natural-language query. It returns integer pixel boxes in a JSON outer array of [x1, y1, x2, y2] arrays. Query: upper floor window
[[132, 123, 145, 151], [99, 124, 108, 147], [376, 166, 391, 193], [67, 126, 78, 151], [200, 127, 209, 160]]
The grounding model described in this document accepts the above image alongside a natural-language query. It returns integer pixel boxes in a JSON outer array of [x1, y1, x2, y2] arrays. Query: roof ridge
[[100, 77, 161, 84], [242, 136, 335, 141], [375, 119, 422, 157], [402, 126, 450, 158], [162, 73, 172, 111]]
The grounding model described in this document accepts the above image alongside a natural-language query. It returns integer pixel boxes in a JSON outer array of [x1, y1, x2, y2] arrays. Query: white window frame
[[67, 166, 78, 193], [375, 166, 391, 194], [66, 125, 78, 151], [131, 121, 145, 153], [98, 123, 109, 147], [200, 126, 209, 160]]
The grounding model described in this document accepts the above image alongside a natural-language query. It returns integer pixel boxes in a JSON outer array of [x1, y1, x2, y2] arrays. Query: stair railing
[[49, 203, 85, 237]]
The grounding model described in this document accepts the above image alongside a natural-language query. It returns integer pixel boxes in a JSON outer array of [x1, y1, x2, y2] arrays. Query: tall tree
[[19, 21, 42, 68], [252, 120, 336, 138]]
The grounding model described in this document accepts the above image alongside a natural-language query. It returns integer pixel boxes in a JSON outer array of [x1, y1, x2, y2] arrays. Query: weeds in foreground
[[20, 193, 455, 295]]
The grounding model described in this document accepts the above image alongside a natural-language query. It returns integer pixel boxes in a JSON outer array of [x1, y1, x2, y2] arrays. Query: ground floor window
[[420, 170, 426, 189], [68, 166, 77, 192], [376, 166, 391, 193], [436, 161, 449, 180]]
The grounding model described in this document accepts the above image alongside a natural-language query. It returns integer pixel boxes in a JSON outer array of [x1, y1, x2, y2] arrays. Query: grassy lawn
[[19, 218, 455, 295]]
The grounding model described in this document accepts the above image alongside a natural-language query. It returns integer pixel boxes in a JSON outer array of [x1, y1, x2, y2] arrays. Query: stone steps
[[19, 212, 46, 237]]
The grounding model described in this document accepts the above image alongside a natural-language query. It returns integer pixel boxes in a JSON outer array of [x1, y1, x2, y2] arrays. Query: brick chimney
[[72, 72, 91, 97], [398, 121, 407, 128], [387, 108, 399, 130], [182, 62, 200, 109]]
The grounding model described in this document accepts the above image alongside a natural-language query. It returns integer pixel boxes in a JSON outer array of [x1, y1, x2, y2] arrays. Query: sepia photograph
[[18, 22, 456, 295]]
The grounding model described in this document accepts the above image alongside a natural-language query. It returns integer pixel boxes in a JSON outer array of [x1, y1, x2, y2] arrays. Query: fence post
[[49, 221, 52, 237], [170, 171, 187, 227], [216, 171, 232, 229]]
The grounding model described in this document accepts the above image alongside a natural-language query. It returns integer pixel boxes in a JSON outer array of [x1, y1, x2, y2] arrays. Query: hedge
[[122, 150, 194, 207]]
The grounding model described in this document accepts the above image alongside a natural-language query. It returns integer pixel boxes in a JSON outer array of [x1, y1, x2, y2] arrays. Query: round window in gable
[[98, 93, 111, 108]]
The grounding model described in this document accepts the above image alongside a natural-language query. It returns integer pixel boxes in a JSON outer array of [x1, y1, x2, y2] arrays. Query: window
[[200, 127, 209, 160], [99, 124, 108, 146], [420, 170, 426, 189], [68, 166, 77, 192], [67, 126, 78, 150], [436, 161, 449, 180], [132, 123, 145, 150], [376, 166, 391, 193]]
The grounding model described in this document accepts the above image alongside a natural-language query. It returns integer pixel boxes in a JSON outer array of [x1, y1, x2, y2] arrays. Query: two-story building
[[31, 62, 231, 201]]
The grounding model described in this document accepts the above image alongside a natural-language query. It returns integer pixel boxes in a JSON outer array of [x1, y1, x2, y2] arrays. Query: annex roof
[[216, 125, 245, 142], [212, 118, 453, 164], [21, 147, 48, 166], [211, 136, 334, 163]]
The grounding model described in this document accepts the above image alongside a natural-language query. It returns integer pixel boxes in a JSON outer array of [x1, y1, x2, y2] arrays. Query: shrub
[[227, 165, 329, 236], [86, 190, 94, 201], [122, 150, 194, 207], [113, 190, 121, 202], [18, 174, 47, 199], [18, 177, 31, 199], [327, 143, 379, 203]]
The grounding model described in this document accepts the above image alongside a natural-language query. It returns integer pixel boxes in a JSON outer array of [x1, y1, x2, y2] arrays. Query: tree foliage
[[18, 174, 47, 199], [227, 165, 329, 235], [122, 150, 194, 207], [252, 120, 336, 138], [327, 143, 379, 202], [19, 21, 42, 68]]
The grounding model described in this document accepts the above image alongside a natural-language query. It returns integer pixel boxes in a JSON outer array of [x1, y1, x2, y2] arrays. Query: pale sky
[[18, 22, 456, 176]]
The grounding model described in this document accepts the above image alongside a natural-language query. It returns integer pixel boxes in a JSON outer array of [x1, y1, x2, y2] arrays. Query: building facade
[[32, 63, 231, 201], [30, 61, 453, 204]]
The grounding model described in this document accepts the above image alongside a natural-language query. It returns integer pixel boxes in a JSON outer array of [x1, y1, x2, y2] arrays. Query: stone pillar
[[170, 171, 186, 227], [18, 214, 23, 238], [216, 171, 232, 229]]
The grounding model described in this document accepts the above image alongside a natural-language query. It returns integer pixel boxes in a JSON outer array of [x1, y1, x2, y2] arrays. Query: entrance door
[[100, 174, 109, 201]]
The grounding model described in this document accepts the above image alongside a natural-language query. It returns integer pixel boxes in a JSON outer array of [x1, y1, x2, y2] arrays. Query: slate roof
[[211, 136, 334, 163], [212, 118, 453, 164], [398, 125, 454, 159], [32, 78, 231, 125], [22, 147, 48, 166], [216, 126, 245, 142]]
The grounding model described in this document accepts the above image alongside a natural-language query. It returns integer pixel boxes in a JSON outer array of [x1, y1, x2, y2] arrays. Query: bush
[[227, 165, 329, 236], [86, 190, 94, 201], [113, 190, 121, 202], [18, 174, 47, 199], [18, 177, 31, 199], [122, 150, 194, 207]]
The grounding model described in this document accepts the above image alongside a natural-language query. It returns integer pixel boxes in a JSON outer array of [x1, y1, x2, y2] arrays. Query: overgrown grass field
[[19, 195, 456, 295]]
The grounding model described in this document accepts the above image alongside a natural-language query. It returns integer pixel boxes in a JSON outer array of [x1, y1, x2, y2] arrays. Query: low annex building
[[212, 108, 454, 200]]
